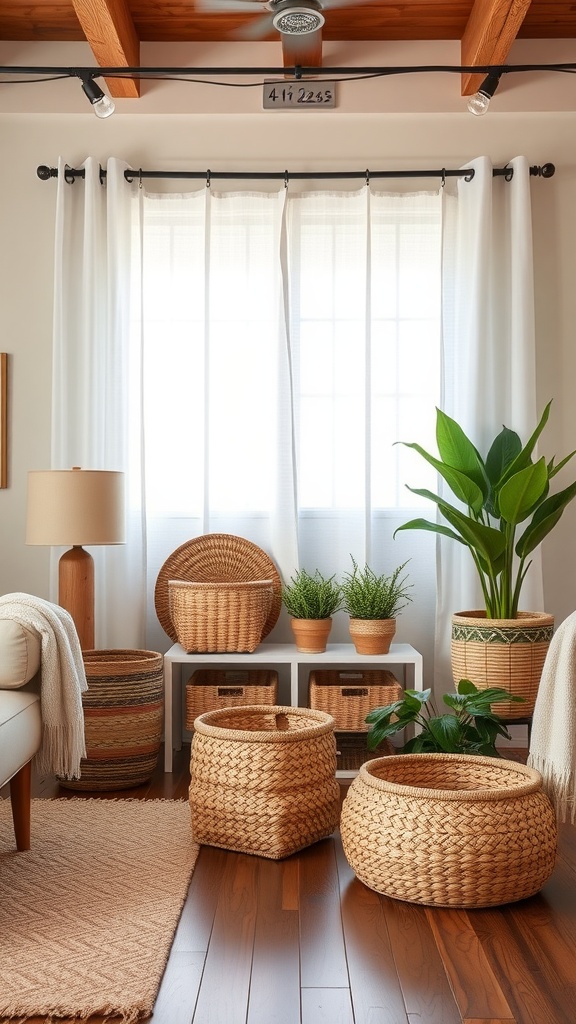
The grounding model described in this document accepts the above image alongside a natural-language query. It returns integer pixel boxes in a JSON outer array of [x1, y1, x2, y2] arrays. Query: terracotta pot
[[348, 618, 396, 655], [290, 617, 332, 654], [451, 610, 554, 719]]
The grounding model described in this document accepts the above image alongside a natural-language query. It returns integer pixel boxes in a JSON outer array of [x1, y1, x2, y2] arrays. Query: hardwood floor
[[2, 746, 576, 1024]]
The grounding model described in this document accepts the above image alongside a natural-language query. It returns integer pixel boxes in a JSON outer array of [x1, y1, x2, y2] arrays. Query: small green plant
[[282, 568, 342, 619], [341, 557, 413, 620], [365, 679, 525, 757], [394, 401, 576, 619]]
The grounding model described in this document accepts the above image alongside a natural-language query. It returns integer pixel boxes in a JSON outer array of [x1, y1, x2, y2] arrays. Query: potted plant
[[394, 400, 576, 716], [365, 679, 524, 756], [341, 557, 413, 654], [282, 568, 342, 653]]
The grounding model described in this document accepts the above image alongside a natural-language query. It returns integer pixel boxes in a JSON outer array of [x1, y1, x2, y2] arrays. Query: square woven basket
[[309, 669, 401, 732], [185, 669, 279, 729]]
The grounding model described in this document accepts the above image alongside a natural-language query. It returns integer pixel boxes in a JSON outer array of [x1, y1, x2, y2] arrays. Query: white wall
[[1, 39, 576, 676]]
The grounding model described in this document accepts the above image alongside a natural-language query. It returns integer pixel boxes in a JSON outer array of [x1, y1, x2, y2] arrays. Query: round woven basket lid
[[154, 533, 282, 643]]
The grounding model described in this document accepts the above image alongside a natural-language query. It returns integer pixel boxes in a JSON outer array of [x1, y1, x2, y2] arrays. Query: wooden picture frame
[[0, 353, 7, 489]]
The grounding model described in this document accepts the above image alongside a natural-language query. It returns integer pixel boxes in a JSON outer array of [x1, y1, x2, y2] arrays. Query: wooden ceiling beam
[[460, 0, 532, 96], [71, 0, 140, 97]]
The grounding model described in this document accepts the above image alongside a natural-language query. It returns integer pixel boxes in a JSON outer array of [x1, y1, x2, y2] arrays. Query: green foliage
[[282, 569, 342, 619], [341, 558, 413, 619], [394, 401, 576, 618], [365, 679, 525, 757]]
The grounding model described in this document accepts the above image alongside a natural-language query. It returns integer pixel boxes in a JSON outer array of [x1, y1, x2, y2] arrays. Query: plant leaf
[[394, 514, 466, 546], [434, 409, 489, 497], [426, 714, 462, 752], [499, 400, 552, 485], [498, 458, 549, 525], [456, 678, 478, 694], [516, 480, 576, 557], [401, 442, 485, 512], [485, 427, 523, 488]]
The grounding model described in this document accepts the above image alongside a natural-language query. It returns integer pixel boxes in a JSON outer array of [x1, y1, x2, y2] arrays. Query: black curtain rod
[[37, 164, 556, 185]]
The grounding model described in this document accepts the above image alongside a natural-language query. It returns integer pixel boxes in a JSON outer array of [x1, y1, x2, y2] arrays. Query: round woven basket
[[451, 610, 554, 719], [340, 752, 557, 908], [189, 704, 341, 859], [59, 649, 164, 792]]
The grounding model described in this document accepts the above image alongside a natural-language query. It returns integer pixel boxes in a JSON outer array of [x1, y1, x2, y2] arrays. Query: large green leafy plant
[[394, 401, 576, 618], [365, 680, 524, 756]]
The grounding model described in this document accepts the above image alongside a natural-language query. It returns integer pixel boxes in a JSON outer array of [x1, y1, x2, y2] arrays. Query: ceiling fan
[[197, 0, 362, 68]]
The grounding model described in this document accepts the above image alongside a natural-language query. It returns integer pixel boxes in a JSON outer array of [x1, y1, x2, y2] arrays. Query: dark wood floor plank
[[299, 837, 349, 989], [301, 988, 354, 1024], [335, 840, 410, 1024], [425, 907, 515, 1022], [247, 857, 301, 1024], [469, 905, 567, 1024], [171, 845, 229, 953], [192, 851, 258, 1024], [383, 897, 463, 1024], [150, 950, 204, 1024]]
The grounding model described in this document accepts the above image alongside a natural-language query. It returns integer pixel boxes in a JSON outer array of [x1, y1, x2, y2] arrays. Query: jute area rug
[[0, 798, 199, 1023]]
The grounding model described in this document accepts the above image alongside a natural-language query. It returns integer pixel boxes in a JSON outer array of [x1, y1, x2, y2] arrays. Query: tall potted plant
[[394, 400, 576, 716], [341, 557, 413, 654]]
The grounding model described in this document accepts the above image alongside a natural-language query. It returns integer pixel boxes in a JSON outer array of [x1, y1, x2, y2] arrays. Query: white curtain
[[52, 157, 146, 648], [51, 156, 540, 682], [436, 155, 542, 690]]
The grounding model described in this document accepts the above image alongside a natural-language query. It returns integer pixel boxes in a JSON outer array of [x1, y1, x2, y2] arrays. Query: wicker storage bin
[[340, 752, 557, 908], [309, 669, 401, 732], [58, 649, 164, 791], [169, 579, 274, 653], [185, 669, 278, 728], [189, 705, 340, 859]]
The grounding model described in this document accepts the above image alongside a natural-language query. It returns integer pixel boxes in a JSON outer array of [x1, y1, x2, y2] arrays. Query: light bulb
[[92, 93, 115, 119], [467, 91, 491, 116]]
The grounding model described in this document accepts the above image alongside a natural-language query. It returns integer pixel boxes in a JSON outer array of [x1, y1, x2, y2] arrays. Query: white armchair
[[0, 619, 42, 850]]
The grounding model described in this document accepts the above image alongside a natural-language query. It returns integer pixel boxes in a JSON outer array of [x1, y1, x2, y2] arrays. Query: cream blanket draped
[[528, 609, 576, 824], [0, 592, 87, 779]]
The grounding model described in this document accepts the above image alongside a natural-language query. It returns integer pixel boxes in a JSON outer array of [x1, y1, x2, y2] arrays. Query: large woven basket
[[169, 579, 274, 653], [340, 753, 557, 907], [309, 669, 401, 731], [185, 669, 278, 728], [189, 704, 340, 859], [451, 610, 554, 719], [58, 649, 164, 791]]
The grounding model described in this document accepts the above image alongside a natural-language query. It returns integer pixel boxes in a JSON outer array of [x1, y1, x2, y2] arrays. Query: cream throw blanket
[[527, 609, 576, 824], [0, 592, 87, 779]]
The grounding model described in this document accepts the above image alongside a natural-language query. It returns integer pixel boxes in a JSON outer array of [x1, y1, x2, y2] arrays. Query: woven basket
[[58, 649, 163, 792], [451, 610, 554, 719], [340, 752, 557, 908], [309, 670, 401, 731], [185, 669, 278, 728], [169, 579, 274, 653], [189, 704, 340, 859]]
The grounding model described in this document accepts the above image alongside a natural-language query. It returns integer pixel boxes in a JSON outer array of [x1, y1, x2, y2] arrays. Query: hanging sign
[[263, 80, 336, 109]]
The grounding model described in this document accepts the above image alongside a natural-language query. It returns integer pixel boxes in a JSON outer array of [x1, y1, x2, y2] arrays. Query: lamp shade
[[26, 469, 125, 546]]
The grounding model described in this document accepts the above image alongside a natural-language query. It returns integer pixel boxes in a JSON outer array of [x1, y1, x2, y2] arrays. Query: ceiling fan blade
[[281, 27, 323, 68], [196, 0, 268, 10], [234, 12, 277, 38]]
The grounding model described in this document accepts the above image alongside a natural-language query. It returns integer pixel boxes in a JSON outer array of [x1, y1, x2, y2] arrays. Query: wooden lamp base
[[58, 545, 95, 650]]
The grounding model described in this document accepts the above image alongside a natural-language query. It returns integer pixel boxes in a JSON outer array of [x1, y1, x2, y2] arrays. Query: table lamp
[[26, 468, 125, 650]]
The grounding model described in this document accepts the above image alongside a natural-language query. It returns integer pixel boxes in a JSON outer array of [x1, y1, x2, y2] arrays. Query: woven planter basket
[[59, 649, 163, 792], [451, 610, 554, 719], [169, 579, 274, 653], [189, 704, 340, 859], [340, 752, 557, 908], [185, 669, 278, 729], [309, 669, 401, 732]]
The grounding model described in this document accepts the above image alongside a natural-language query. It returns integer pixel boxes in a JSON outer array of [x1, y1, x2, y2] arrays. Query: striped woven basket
[[189, 704, 341, 859], [308, 669, 401, 731], [340, 752, 557, 908], [451, 610, 554, 719], [59, 649, 164, 791]]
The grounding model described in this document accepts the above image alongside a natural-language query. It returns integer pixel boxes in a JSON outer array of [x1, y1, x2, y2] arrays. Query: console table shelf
[[163, 641, 423, 776]]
